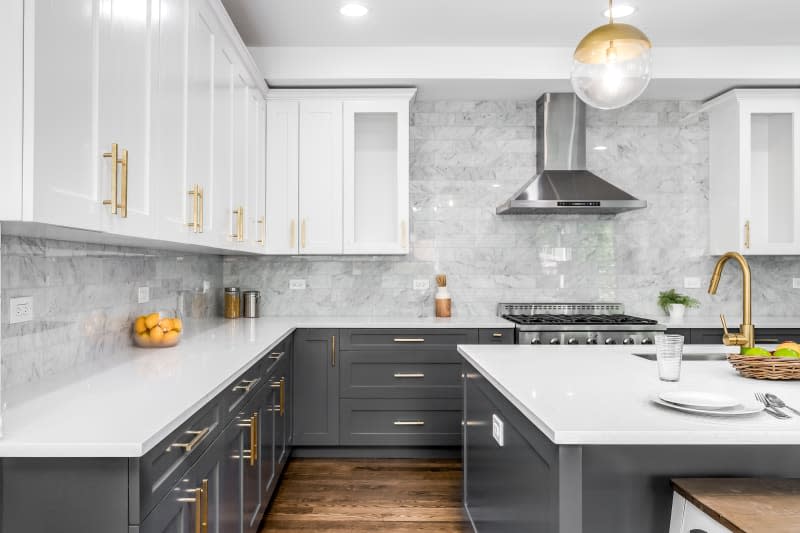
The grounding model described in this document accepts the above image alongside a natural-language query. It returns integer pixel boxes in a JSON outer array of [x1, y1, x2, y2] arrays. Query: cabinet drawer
[[340, 351, 462, 398], [479, 329, 513, 344], [340, 398, 462, 446], [220, 358, 265, 425], [340, 329, 479, 350], [138, 396, 222, 520], [263, 338, 291, 374]]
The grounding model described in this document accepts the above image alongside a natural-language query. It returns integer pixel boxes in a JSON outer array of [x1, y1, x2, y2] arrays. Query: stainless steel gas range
[[498, 303, 667, 346]]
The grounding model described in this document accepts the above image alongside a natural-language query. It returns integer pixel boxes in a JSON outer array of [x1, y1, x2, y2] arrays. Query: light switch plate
[[492, 414, 504, 447], [289, 279, 307, 290], [9, 296, 33, 324], [683, 277, 702, 289], [413, 279, 430, 290], [137, 286, 150, 304], [793, 278, 800, 289]]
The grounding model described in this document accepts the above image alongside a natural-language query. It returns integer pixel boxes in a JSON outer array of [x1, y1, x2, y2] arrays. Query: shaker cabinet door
[[265, 100, 300, 254], [293, 329, 340, 445]]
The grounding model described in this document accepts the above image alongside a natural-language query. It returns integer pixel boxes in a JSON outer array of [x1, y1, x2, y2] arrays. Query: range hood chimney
[[496, 93, 646, 215]]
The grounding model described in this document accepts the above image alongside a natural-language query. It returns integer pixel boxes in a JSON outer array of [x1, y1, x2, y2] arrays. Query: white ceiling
[[222, 0, 800, 47]]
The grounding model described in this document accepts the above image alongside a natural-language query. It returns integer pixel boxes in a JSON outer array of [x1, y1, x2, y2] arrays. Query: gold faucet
[[707, 251, 755, 348]]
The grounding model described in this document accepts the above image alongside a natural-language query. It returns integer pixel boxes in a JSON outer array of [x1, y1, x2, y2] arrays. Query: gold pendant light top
[[573, 22, 652, 64]]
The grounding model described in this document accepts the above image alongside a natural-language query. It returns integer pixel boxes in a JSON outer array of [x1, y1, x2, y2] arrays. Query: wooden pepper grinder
[[435, 274, 452, 318]]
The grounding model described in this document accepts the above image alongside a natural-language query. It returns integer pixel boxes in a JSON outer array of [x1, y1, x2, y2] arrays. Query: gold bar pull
[[250, 413, 258, 465], [198, 187, 204, 233], [744, 220, 751, 249], [102, 143, 119, 214], [400, 219, 408, 249], [331, 335, 336, 367], [492, 332, 503, 338], [290, 219, 296, 249], [393, 338, 425, 343], [231, 207, 244, 241], [268, 351, 285, 360], [393, 373, 425, 378], [187, 185, 200, 233], [167, 427, 210, 453], [280, 377, 285, 416], [119, 148, 128, 218], [301, 219, 307, 249], [232, 378, 259, 393], [176, 485, 202, 533], [257, 216, 265, 245], [393, 420, 425, 426], [200, 478, 208, 533]]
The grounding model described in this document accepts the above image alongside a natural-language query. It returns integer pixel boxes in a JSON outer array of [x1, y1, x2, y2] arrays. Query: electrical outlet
[[137, 286, 150, 304], [413, 279, 430, 290], [683, 277, 702, 289], [202, 280, 211, 294], [793, 278, 800, 289], [9, 296, 33, 324], [492, 414, 504, 447], [289, 279, 306, 290]]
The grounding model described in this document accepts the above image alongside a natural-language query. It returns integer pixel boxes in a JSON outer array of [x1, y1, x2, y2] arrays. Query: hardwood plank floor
[[259, 458, 470, 532]]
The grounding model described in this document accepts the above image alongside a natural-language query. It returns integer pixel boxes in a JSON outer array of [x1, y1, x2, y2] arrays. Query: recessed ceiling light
[[340, 4, 368, 17], [602, 4, 636, 18]]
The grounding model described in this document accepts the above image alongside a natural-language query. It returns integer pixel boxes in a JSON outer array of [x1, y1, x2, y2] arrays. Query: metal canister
[[242, 290, 261, 318], [224, 287, 241, 319]]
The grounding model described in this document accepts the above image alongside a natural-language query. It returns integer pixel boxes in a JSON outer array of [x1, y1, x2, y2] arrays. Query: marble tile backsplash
[[225, 99, 800, 319], [1, 235, 222, 388]]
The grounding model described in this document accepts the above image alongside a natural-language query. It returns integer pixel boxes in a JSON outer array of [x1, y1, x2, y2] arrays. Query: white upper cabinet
[[265, 100, 300, 255], [247, 93, 267, 251], [706, 89, 800, 255], [0, 0, 23, 220], [266, 89, 415, 256], [343, 99, 410, 254], [298, 100, 344, 255]]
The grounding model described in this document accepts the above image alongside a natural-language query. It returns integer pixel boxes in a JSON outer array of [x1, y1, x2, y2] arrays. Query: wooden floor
[[259, 458, 470, 532]]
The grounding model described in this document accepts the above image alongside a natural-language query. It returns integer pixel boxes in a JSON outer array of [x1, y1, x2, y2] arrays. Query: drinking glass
[[655, 334, 684, 382]]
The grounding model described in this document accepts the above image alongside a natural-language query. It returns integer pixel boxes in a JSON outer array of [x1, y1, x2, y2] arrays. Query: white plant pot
[[668, 304, 686, 321]]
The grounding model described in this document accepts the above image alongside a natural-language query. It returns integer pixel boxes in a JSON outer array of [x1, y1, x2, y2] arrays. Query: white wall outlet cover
[[793, 278, 800, 289], [683, 277, 702, 289], [202, 280, 211, 294], [413, 279, 430, 290], [289, 279, 307, 290], [9, 296, 33, 324], [137, 286, 150, 304], [492, 414, 504, 447]]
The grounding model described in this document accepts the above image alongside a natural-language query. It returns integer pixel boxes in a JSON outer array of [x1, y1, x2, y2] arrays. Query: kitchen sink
[[632, 352, 730, 362]]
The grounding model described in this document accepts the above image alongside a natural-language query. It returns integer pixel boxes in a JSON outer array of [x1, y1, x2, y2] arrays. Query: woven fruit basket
[[728, 354, 800, 380]]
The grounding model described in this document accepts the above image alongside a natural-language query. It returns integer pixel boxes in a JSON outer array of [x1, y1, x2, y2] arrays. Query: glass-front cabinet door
[[342, 99, 411, 255], [743, 98, 800, 254]]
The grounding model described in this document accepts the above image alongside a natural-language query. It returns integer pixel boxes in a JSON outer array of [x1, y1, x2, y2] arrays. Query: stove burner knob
[[586, 337, 598, 345], [641, 338, 653, 345], [530, 338, 542, 345], [549, 338, 561, 345], [604, 338, 617, 345], [623, 337, 635, 345], [567, 338, 579, 345]]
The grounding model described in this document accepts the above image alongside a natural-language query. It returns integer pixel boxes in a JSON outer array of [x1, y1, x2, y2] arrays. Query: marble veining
[[225, 99, 800, 320]]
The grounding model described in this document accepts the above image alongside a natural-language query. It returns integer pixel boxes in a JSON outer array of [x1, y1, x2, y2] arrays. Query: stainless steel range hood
[[496, 93, 646, 215]]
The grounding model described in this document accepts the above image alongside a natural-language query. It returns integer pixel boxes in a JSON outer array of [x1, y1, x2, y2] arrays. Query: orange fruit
[[158, 318, 173, 332], [134, 316, 147, 334], [136, 331, 151, 347], [172, 318, 183, 332], [144, 313, 160, 330], [163, 330, 180, 346], [150, 326, 165, 343]]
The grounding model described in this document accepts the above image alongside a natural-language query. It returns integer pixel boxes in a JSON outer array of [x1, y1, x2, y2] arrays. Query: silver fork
[[754, 392, 790, 419]]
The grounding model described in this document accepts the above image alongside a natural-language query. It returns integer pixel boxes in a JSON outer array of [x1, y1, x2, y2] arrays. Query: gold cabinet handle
[[231, 207, 245, 241], [393, 338, 425, 343], [290, 219, 296, 249], [744, 220, 751, 249], [176, 483, 203, 533], [232, 378, 259, 393], [401, 219, 408, 249], [167, 427, 210, 453], [257, 216, 265, 245], [393, 420, 425, 426], [268, 351, 285, 360], [119, 148, 128, 218], [187, 185, 200, 233], [301, 219, 307, 249], [102, 143, 120, 214], [331, 335, 336, 367], [198, 187, 204, 233], [236, 412, 258, 466], [201, 478, 208, 533], [492, 332, 503, 338], [393, 373, 425, 378], [270, 378, 286, 416]]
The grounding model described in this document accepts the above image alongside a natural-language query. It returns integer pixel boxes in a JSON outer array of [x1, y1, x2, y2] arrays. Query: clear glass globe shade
[[570, 46, 652, 110]]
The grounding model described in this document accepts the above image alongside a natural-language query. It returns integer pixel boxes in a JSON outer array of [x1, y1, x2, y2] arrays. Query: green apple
[[773, 348, 800, 359], [741, 346, 772, 357]]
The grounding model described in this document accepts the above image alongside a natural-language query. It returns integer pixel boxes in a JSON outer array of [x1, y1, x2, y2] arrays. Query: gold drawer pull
[[393, 373, 425, 378], [492, 332, 503, 338], [268, 351, 285, 360], [167, 427, 210, 453], [393, 338, 425, 343], [232, 378, 259, 393], [393, 420, 425, 426], [756, 338, 781, 343]]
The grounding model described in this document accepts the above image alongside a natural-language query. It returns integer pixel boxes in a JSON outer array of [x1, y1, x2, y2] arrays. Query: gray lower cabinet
[[666, 327, 800, 344], [293, 329, 339, 445], [340, 398, 462, 446]]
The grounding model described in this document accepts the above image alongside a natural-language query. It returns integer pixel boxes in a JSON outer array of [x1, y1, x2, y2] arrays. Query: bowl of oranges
[[133, 311, 183, 348]]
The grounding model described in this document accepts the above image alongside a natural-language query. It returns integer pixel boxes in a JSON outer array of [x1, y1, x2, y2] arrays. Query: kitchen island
[[459, 344, 800, 533]]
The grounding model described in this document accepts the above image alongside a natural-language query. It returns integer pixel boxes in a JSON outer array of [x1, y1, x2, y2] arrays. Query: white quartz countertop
[[459, 344, 800, 446], [0, 315, 511, 458], [652, 316, 800, 330]]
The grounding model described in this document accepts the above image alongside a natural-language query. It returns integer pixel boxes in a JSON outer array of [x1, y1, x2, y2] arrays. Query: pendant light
[[570, 0, 652, 110]]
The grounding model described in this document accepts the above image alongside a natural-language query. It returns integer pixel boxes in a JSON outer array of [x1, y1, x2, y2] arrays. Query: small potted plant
[[657, 289, 699, 321]]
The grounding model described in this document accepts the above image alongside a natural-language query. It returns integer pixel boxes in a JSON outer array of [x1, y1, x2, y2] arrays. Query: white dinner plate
[[652, 397, 765, 416], [658, 391, 740, 410]]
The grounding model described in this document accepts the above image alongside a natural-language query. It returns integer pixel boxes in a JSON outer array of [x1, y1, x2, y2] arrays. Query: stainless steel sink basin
[[632, 352, 730, 362]]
